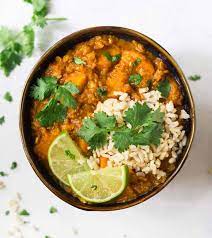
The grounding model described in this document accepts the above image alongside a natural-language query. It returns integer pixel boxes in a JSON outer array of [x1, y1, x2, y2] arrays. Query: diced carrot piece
[[99, 157, 108, 168], [78, 138, 88, 154]]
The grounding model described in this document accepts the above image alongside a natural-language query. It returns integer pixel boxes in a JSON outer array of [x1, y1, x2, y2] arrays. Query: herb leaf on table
[[0, 0, 67, 76]]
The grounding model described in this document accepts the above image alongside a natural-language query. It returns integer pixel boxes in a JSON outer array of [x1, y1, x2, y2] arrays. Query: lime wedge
[[67, 165, 128, 203], [48, 131, 89, 185]]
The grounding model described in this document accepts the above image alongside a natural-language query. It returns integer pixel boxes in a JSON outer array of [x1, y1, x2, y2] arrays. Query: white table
[[0, 0, 211, 237]]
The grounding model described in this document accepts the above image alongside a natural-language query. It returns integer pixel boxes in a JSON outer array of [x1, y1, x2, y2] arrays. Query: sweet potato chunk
[[64, 72, 88, 91]]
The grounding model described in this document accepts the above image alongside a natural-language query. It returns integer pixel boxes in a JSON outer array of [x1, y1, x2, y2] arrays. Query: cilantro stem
[[46, 17, 67, 21]]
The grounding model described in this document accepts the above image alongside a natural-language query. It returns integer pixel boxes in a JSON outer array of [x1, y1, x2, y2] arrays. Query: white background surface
[[0, 0, 211, 237]]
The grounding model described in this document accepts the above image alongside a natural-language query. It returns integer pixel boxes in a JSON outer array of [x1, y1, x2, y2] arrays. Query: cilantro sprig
[[0, 0, 67, 76], [30, 77, 79, 127], [78, 112, 116, 150], [78, 103, 165, 152]]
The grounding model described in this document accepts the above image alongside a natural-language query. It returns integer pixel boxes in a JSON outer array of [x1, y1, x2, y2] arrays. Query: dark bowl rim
[[19, 26, 196, 211]]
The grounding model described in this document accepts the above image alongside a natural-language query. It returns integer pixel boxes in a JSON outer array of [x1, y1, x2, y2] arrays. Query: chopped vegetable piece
[[132, 58, 141, 67], [103, 51, 121, 62], [0, 116, 5, 125], [99, 157, 108, 168], [0, 171, 8, 176], [10, 161, 18, 170], [188, 74, 201, 81], [73, 57, 86, 65], [4, 92, 13, 102], [128, 73, 142, 85], [49, 206, 57, 214], [97, 87, 107, 97], [19, 209, 30, 216]]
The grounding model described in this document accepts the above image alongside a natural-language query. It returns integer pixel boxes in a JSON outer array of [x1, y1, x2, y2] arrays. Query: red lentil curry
[[30, 35, 183, 203]]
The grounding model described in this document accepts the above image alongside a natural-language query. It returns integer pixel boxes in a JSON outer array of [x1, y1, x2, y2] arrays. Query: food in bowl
[[30, 35, 190, 204]]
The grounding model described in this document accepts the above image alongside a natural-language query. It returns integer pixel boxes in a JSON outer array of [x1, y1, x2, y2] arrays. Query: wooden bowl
[[19, 26, 196, 211]]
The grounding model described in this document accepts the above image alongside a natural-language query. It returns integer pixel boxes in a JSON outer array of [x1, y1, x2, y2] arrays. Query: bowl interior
[[20, 26, 195, 211]]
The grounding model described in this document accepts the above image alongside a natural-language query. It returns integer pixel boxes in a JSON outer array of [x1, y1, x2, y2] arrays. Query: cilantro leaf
[[36, 98, 67, 127], [56, 85, 77, 109], [128, 73, 142, 86], [97, 87, 107, 97], [73, 57, 86, 65], [78, 118, 100, 142], [188, 74, 201, 81], [124, 103, 151, 128], [157, 78, 171, 98], [18, 25, 35, 56], [19, 209, 30, 216], [94, 112, 116, 130], [0, 42, 23, 76], [30, 77, 57, 101], [112, 126, 132, 152], [78, 112, 116, 150], [0, 116, 5, 125], [4, 92, 13, 102], [113, 103, 165, 152], [133, 122, 163, 146], [132, 58, 141, 67], [103, 51, 121, 62]]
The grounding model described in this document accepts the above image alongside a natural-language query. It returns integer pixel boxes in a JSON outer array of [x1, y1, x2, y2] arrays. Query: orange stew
[[31, 35, 182, 203]]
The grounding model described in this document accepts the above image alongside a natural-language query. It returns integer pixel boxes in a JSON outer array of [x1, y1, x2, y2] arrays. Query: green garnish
[[97, 87, 107, 97], [35, 99, 67, 127], [19, 209, 30, 216], [157, 78, 171, 98], [10, 161, 18, 170], [0, 116, 5, 125], [102, 51, 121, 62], [5, 210, 10, 216], [91, 185, 97, 190], [30, 77, 57, 101], [78, 103, 165, 152], [73, 57, 86, 65], [65, 150, 75, 160], [188, 75, 201, 81], [0, 1, 66, 76], [49, 206, 57, 214], [78, 112, 116, 150], [45, 236, 51, 238], [132, 58, 141, 67], [113, 103, 164, 152], [30, 77, 79, 127], [4, 92, 13, 102], [128, 73, 142, 85], [0, 171, 8, 176]]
